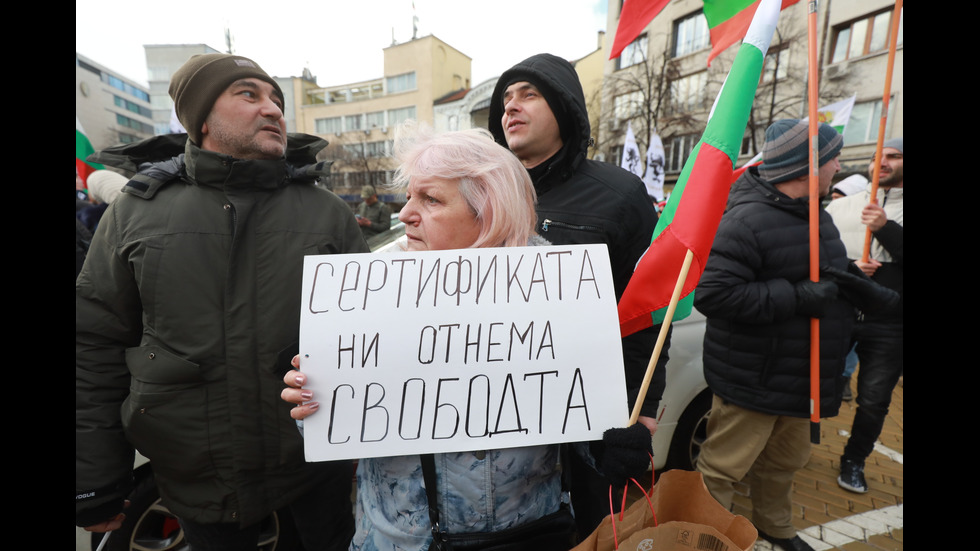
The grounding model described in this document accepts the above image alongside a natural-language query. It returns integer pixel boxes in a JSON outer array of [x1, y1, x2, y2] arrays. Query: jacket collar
[[183, 139, 288, 191]]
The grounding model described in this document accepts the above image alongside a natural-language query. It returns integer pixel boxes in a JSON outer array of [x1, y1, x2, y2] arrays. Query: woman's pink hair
[[390, 121, 537, 248]]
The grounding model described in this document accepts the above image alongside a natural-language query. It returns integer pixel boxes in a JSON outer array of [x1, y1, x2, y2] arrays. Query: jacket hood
[[488, 53, 592, 162], [88, 133, 330, 175], [88, 133, 333, 200]]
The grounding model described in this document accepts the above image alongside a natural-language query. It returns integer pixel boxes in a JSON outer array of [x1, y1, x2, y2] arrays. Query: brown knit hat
[[169, 53, 284, 145]]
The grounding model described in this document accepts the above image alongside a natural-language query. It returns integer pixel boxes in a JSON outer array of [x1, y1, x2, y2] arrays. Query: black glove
[[820, 264, 899, 314], [590, 424, 652, 487], [793, 279, 838, 318], [75, 496, 126, 528]]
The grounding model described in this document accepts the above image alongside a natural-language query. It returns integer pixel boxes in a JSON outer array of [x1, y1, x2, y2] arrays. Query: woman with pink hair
[[282, 122, 651, 551]]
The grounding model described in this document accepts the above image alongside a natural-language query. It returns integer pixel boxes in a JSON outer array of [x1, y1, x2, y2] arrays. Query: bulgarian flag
[[704, 0, 801, 66], [618, 0, 782, 338], [76, 117, 103, 187], [609, 0, 671, 60]]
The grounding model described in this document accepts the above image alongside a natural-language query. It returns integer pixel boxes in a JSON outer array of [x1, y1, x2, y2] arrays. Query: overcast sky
[[76, 0, 610, 88]]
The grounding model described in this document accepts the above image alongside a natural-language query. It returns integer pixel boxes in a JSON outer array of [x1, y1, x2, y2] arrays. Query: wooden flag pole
[[629, 249, 694, 426], [862, 0, 903, 263], [806, 0, 821, 444]]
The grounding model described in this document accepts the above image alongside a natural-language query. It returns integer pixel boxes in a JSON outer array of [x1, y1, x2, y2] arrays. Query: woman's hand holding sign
[[282, 355, 318, 420]]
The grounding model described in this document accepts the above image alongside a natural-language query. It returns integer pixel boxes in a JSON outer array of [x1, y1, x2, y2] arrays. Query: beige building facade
[[291, 35, 471, 204]]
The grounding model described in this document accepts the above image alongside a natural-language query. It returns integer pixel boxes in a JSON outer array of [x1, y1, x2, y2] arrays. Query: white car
[[649, 308, 712, 473]]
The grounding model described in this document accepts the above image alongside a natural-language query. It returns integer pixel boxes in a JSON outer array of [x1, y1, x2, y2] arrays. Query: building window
[[613, 91, 643, 123], [668, 72, 708, 114], [347, 172, 369, 188], [830, 8, 903, 64], [365, 111, 386, 129], [105, 74, 150, 102], [345, 114, 364, 131], [343, 143, 365, 157], [369, 171, 390, 187], [114, 95, 152, 118], [609, 145, 623, 165], [666, 134, 699, 173], [387, 72, 417, 94], [673, 11, 710, 58], [365, 141, 388, 157], [316, 116, 342, 134], [616, 34, 648, 70], [118, 132, 141, 144], [387, 106, 416, 126], [762, 47, 789, 83], [842, 99, 894, 146], [115, 113, 153, 134]]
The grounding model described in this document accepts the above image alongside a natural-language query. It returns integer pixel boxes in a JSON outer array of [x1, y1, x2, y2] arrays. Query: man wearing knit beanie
[[169, 53, 286, 158], [825, 137, 903, 496], [77, 52, 363, 550], [758, 118, 844, 196], [694, 119, 858, 551]]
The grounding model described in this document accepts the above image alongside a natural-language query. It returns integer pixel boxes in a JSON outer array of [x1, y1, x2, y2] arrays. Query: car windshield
[[366, 213, 405, 252]]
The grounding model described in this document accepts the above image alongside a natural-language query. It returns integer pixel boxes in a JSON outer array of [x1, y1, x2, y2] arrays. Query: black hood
[[488, 53, 592, 163]]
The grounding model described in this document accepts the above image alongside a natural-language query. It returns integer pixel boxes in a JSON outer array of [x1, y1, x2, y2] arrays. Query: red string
[[608, 485, 619, 548], [608, 452, 660, 549]]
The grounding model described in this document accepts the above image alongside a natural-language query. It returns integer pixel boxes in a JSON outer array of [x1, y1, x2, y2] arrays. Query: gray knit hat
[[883, 137, 903, 153], [169, 53, 283, 145], [759, 119, 844, 184]]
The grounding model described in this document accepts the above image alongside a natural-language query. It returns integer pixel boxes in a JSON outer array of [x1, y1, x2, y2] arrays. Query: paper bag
[[570, 469, 757, 551]]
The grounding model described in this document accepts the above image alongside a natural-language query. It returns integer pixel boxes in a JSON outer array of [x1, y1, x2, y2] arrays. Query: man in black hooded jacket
[[488, 53, 669, 538]]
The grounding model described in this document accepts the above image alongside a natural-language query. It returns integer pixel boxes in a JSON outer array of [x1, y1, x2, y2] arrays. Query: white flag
[[740, 94, 857, 169], [642, 132, 665, 201], [816, 94, 857, 134], [620, 122, 643, 179]]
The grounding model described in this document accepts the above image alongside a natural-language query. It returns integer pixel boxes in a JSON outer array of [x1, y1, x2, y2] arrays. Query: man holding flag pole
[[612, 3, 852, 548], [692, 119, 851, 551]]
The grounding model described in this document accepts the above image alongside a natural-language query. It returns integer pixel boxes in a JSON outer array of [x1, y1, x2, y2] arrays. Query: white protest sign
[[298, 244, 628, 462]]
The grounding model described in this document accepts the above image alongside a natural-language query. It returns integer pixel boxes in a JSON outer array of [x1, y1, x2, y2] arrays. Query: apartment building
[[76, 52, 154, 151], [290, 35, 471, 203], [601, 0, 903, 185]]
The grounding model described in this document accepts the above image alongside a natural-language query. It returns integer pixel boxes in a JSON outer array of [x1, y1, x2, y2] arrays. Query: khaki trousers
[[695, 395, 811, 539]]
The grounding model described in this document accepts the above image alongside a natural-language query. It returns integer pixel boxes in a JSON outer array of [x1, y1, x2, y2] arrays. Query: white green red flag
[[76, 117, 103, 187], [618, 0, 782, 337], [704, 0, 801, 66], [814, 94, 856, 134]]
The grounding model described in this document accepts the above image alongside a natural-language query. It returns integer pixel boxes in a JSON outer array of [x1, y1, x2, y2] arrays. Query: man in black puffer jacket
[[693, 119, 852, 551], [488, 53, 668, 539]]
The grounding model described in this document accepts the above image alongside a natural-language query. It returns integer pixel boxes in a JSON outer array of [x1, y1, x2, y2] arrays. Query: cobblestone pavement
[[753, 373, 903, 551], [634, 372, 904, 551]]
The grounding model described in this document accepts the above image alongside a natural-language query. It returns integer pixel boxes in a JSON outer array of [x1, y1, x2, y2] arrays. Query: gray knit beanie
[[883, 137, 903, 153], [169, 53, 283, 145], [759, 119, 844, 184]]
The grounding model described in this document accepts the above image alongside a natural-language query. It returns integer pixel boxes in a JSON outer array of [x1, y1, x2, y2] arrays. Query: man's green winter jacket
[[76, 134, 369, 527]]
